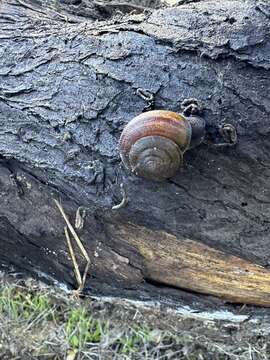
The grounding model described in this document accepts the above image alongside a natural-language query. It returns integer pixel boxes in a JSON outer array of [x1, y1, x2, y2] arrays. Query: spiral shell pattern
[[119, 110, 192, 181]]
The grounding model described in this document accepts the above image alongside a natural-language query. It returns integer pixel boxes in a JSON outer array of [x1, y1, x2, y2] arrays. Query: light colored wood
[[108, 222, 270, 307]]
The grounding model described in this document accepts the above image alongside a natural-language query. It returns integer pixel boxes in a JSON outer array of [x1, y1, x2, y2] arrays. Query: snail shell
[[119, 110, 205, 181]]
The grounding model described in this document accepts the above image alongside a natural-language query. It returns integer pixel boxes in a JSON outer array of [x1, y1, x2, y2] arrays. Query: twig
[[112, 183, 128, 210]]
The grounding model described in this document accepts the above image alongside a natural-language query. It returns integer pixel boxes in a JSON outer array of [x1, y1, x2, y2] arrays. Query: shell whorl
[[119, 110, 192, 181], [129, 135, 183, 181]]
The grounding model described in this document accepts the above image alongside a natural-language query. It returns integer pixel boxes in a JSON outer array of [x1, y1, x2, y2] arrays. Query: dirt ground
[[1, 272, 270, 360]]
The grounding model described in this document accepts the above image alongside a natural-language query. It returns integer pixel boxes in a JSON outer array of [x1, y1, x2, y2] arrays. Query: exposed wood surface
[[107, 222, 270, 306]]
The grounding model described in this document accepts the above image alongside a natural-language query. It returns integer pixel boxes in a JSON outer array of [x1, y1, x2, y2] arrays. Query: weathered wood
[[1, 0, 270, 309], [107, 222, 270, 306]]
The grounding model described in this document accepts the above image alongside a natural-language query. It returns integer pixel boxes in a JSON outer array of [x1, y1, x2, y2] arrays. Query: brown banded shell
[[129, 135, 183, 181], [119, 110, 192, 181]]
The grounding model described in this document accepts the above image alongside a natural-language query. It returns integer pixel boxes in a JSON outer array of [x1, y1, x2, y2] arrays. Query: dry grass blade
[[53, 199, 89, 261], [64, 226, 82, 288], [80, 260, 90, 292], [54, 199, 91, 293]]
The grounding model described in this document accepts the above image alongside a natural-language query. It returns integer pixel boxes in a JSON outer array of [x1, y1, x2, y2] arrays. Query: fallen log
[[1, 0, 270, 311]]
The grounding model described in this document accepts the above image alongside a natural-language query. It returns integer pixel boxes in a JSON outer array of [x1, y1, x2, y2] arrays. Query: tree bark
[[1, 0, 270, 310]]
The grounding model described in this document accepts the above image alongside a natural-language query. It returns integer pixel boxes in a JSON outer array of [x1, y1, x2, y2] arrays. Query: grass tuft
[[0, 276, 270, 359], [66, 307, 106, 349], [0, 285, 53, 321]]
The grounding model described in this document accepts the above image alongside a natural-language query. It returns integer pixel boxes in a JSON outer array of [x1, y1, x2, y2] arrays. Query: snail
[[119, 110, 205, 181]]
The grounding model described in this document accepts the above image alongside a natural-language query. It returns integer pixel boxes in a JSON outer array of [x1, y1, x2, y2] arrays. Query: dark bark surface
[[1, 0, 270, 313]]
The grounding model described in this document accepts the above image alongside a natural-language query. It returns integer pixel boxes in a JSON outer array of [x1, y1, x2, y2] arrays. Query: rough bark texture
[[1, 0, 270, 314]]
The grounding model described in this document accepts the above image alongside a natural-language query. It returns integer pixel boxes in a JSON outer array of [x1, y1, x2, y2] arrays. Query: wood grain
[[108, 222, 270, 306]]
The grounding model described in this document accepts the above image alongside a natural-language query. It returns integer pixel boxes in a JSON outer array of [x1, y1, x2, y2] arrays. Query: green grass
[[116, 326, 151, 355], [0, 285, 153, 356], [0, 277, 269, 359], [0, 281, 161, 359], [66, 308, 106, 348], [0, 286, 53, 321]]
